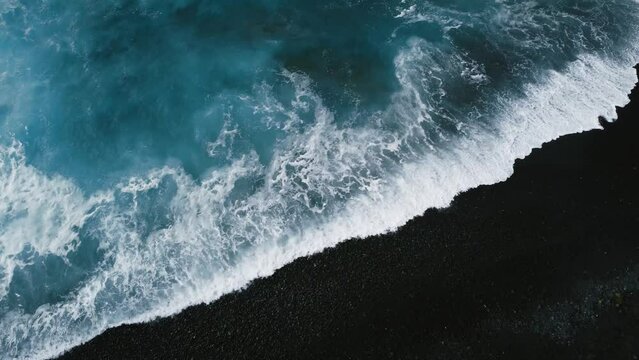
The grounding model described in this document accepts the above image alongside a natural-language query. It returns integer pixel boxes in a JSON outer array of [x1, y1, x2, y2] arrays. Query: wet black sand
[[60, 65, 639, 360]]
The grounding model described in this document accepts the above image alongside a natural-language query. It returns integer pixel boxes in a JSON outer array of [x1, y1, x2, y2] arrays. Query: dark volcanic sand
[[60, 65, 639, 360]]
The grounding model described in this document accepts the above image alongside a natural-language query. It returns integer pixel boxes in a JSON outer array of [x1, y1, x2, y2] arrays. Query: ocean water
[[0, 0, 638, 357]]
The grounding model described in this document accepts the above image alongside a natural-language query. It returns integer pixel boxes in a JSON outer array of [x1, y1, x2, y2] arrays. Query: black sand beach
[[60, 65, 639, 360]]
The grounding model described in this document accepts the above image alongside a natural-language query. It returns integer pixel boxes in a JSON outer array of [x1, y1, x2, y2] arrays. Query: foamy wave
[[0, 46, 635, 359], [0, 141, 111, 298], [1, 0, 638, 356]]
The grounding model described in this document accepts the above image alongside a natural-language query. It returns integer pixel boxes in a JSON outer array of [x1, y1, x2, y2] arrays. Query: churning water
[[0, 0, 638, 358]]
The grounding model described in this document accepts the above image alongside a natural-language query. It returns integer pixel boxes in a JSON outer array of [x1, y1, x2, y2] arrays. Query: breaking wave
[[0, 0, 638, 358]]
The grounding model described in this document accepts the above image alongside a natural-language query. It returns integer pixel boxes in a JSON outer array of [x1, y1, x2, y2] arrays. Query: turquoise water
[[0, 0, 638, 357]]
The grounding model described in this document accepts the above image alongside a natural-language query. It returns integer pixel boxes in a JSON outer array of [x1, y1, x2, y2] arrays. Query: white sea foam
[[1, 1, 638, 355], [0, 141, 112, 299], [0, 44, 635, 359]]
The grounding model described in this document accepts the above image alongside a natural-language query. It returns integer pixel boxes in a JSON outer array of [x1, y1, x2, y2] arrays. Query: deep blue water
[[0, 0, 638, 357]]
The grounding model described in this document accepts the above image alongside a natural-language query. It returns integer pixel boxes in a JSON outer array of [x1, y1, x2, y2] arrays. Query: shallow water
[[0, 0, 638, 358]]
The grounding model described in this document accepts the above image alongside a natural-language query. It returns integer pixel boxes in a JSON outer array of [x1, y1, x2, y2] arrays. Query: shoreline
[[60, 64, 639, 359]]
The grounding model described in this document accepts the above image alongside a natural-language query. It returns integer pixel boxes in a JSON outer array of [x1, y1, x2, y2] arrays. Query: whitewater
[[1, 0, 638, 358]]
